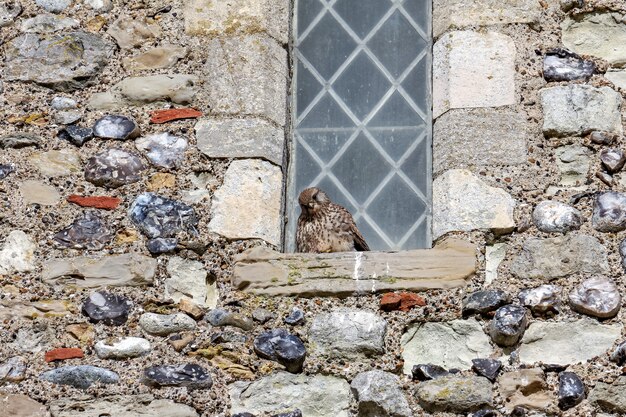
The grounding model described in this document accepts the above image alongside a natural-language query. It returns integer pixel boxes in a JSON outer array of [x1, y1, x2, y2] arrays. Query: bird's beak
[[308, 202, 315, 208]]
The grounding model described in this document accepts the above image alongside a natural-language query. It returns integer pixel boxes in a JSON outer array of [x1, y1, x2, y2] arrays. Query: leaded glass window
[[286, 0, 432, 251]]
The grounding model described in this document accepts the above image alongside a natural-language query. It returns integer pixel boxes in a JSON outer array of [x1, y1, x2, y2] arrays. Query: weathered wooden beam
[[232, 239, 476, 297]]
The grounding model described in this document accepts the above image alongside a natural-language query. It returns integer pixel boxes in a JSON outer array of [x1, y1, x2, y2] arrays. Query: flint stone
[[204, 35, 287, 125], [89, 75, 199, 109], [143, 364, 211, 389], [433, 31, 516, 118], [84, 0, 111, 11], [510, 235, 609, 280], [0, 165, 14, 179], [562, 13, 626, 65], [195, 118, 284, 166], [21, 14, 78, 32], [0, 230, 37, 275], [472, 359, 501, 382], [559, 371, 585, 410], [0, 132, 41, 148], [433, 169, 515, 239], [147, 238, 178, 254], [208, 159, 282, 246], [591, 131, 616, 145], [351, 370, 411, 417], [532, 201, 582, 233], [600, 148, 626, 173], [462, 289, 509, 316], [0, 2, 21, 27], [129, 193, 198, 238], [0, 393, 49, 417], [411, 364, 450, 381], [401, 318, 493, 374], [0, 356, 26, 383], [569, 277, 621, 319], [518, 319, 622, 366], [58, 125, 93, 146], [252, 308, 275, 324], [433, 108, 528, 174], [4, 32, 114, 91], [433, 0, 541, 38], [499, 369, 552, 412], [123, 46, 187, 71], [611, 341, 626, 365], [84, 148, 146, 188], [253, 329, 306, 373], [309, 309, 386, 360], [589, 376, 626, 413], [556, 144, 590, 186], [93, 115, 139, 140], [107, 16, 161, 49], [95, 337, 151, 359], [543, 49, 595, 82], [518, 285, 561, 316], [42, 253, 157, 287], [35, 0, 69, 13], [54, 110, 81, 125], [165, 256, 216, 308], [284, 308, 304, 326], [82, 291, 132, 326], [592, 192, 626, 232], [541, 85, 622, 137], [139, 313, 196, 336], [29, 148, 81, 177], [416, 375, 493, 413], [206, 308, 254, 331], [229, 372, 351, 417], [48, 395, 199, 417], [53, 211, 113, 250], [40, 365, 118, 389], [135, 132, 188, 169], [489, 305, 527, 346]]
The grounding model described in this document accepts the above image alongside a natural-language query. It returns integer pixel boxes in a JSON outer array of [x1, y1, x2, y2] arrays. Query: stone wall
[[2, 0, 626, 416]]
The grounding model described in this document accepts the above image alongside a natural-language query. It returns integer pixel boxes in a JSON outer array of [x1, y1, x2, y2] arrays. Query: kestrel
[[296, 187, 369, 253]]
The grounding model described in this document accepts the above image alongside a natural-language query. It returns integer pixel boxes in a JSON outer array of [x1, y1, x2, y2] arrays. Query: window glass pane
[[287, 0, 432, 251]]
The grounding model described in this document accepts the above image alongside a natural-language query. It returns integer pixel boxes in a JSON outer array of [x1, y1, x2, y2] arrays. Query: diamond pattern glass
[[287, 0, 432, 251]]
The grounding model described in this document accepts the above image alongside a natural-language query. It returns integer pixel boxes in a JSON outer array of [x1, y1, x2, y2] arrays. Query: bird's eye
[[312, 192, 318, 201]]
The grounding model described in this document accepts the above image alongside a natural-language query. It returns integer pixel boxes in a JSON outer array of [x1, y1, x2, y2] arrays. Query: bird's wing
[[332, 203, 370, 251]]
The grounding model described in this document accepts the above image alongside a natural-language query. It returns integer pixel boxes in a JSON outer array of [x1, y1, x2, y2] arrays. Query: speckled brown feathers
[[296, 187, 369, 253]]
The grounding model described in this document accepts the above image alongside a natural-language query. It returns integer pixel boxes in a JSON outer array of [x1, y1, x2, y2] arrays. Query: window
[[286, 0, 432, 251]]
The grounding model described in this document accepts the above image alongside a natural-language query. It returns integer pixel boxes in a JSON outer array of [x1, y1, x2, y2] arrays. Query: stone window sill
[[232, 239, 476, 297]]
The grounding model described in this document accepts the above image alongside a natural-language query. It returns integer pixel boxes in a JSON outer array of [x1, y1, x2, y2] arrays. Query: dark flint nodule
[[82, 291, 132, 326], [143, 364, 212, 389], [146, 237, 178, 254], [0, 164, 14, 180], [84, 148, 146, 188], [93, 115, 140, 140], [610, 341, 626, 365], [253, 328, 306, 373], [489, 305, 527, 347], [58, 125, 94, 146], [462, 289, 509, 317], [543, 48, 595, 82], [411, 364, 449, 381], [471, 358, 502, 382], [53, 211, 114, 250], [284, 307, 305, 326], [558, 371, 585, 410], [600, 148, 626, 173], [129, 192, 198, 239], [592, 191, 626, 233]]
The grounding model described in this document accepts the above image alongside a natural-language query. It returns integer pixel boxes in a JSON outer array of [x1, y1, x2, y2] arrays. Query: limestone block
[[518, 319, 621, 366], [184, 0, 289, 44], [208, 159, 282, 246], [433, 0, 542, 38], [433, 108, 528, 174], [232, 239, 476, 297], [433, 169, 516, 239], [416, 376, 493, 413], [589, 376, 626, 414], [49, 395, 198, 417], [541, 85, 622, 137], [562, 13, 626, 66], [204, 35, 287, 126], [195, 117, 284, 166], [0, 393, 49, 417], [499, 369, 554, 412], [433, 31, 516, 118], [606, 69, 626, 91], [19, 180, 60, 205], [229, 372, 352, 417], [401, 318, 494, 374], [165, 257, 217, 308], [555, 145, 591, 186]]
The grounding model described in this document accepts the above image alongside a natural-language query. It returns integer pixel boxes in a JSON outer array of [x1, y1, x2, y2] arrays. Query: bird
[[296, 187, 369, 253]]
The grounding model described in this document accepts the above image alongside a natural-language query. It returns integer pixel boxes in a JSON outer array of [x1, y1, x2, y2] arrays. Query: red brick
[[150, 108, 202, 124], [45, 348, 84, 362], [380, 292, 426, 312], [380, 293, 402, 311], [67, 195, 121, 210]]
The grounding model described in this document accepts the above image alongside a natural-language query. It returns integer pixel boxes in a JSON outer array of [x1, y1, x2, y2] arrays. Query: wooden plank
[[232, 239, 476, 297]]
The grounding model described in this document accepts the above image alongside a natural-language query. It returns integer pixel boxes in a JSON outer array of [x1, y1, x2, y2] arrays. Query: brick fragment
[[149, 108, 202, 124], [67, 195, 121, 210], [380, 292, 426, 312], [45, 347, 84, 362]]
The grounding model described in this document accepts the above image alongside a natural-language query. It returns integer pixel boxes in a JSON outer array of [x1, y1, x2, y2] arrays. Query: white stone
[[106, 17, 161, 49], [19, 180, 60, 205], [28, 149, 81, 177], [165, 257, 217, 308], [95, 337, 151, 359], [518, 319, 622, 366], [184, 0, 289, 44], [195, 117, 284, 166], [51, 96, 77, 110], [532, 200, 583, 233], [541, 85, 623, 137], [0, 231, 37, 275], [433, 0, 542, 38], [555, 145, 591, 186], [433, 31, 516, 118], [209, 159, 282, 246], [138, 313, 196, 336], [229, 372, 352, 417], [84, 0, 112, 12], [135, 132, 188, 169], [562, 13, 626, 66], [36, 0, 71, 13], [401, 318, 494, 374], [433, 169, 516, 239], [606, 69, 626, 91], [485, 243, 507, 285], [351, 370, 412, 417], [21, 14, 79, 33], [204, 35, 287, 126]]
